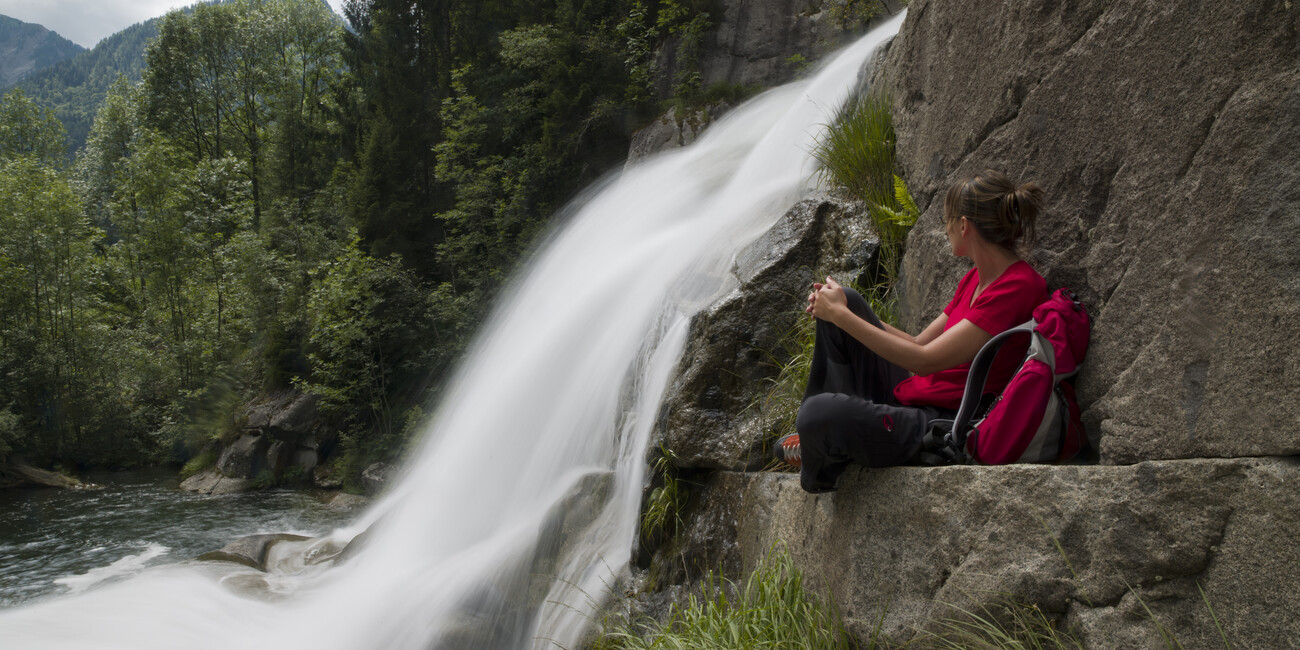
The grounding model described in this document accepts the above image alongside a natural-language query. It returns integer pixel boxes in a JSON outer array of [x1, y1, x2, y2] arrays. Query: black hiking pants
[[796, 288, 950, 493]]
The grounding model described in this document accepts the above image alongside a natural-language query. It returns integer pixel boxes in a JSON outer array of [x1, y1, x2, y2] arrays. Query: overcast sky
[[0, 0, 347, 49]]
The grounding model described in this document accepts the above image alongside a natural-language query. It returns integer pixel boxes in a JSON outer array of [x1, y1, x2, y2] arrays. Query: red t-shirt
[[893, 260, 1047, 410]]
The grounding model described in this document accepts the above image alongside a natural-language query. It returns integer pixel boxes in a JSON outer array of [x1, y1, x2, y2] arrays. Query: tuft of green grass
[[923, 598, 1083, 650], [179, 447, 219, 480], [593, 546, 860, 649], [641, 444, 689, 541], [810, 92, 919, 292]]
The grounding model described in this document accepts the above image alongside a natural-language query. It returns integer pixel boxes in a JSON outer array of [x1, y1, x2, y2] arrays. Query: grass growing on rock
[[810, 91, 919, 291], [592, 547, 859, 649]]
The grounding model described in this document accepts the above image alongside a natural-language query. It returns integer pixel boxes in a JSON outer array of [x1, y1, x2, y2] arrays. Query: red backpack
[[919, 288, 1090, 465]]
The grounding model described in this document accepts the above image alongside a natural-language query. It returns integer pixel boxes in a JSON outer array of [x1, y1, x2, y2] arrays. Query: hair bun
[[943, 170, 1043, 251]]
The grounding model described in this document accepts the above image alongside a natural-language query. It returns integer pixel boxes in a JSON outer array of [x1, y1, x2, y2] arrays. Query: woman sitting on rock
[[777, 169, 1047, 493]]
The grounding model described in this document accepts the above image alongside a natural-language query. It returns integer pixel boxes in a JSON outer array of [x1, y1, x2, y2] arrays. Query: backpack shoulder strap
[[948, 319, 1037, 453]]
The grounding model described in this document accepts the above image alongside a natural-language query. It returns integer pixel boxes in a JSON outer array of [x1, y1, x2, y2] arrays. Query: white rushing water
[[0, 13, 904, 649]]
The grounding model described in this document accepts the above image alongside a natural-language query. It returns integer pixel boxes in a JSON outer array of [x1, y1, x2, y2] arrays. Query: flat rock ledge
[[672, 457, 1300, 649]]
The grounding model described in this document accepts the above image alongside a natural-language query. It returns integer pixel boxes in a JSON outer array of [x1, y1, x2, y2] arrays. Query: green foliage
[[785, 53, 811, 74], [660, 1, 712, 99], [16, 17, 159, 157], [0, 89, 67, 165], [617, 2, 659, 105], [641, 445, 689, 541], [0, 409, 20, 462], [594, 546, 858, 649], [0, 0, 734, 473], [179, 447, 219, 480], [301, 235, 434, 463]]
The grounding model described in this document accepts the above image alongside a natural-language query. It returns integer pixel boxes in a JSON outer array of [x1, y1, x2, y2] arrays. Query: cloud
[[0, 0, 346, 49]]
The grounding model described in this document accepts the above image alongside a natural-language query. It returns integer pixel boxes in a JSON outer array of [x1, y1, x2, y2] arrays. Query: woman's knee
[[840, 287, 882, 326], [796, 393, 840, 437]]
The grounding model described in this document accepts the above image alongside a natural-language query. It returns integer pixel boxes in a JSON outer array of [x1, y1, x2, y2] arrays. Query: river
[[0, 470, 355, 608]]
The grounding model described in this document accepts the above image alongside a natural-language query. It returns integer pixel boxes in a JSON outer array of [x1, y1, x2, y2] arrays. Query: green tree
[[303, 235, 434, 462], [0, 159, 100, 460], [0, 89, 66, 165]]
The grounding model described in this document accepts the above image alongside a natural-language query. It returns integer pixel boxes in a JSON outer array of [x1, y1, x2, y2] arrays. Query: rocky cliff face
[[634, 1, 903, 165], [672, 0, 905, 92], [641, 1, 1300, 647], [877, 0, 1300, 464]]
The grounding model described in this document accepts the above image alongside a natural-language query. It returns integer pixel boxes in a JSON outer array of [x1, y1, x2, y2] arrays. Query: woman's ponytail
[[944, 170, 1044, 252]]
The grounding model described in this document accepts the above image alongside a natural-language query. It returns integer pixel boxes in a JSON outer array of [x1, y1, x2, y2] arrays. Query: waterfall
[[0, 13, 904, 649]]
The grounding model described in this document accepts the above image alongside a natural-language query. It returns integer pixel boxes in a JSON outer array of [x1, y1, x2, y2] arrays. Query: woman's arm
[[806, 282, 942, 343], [810, 277, 990, 376]]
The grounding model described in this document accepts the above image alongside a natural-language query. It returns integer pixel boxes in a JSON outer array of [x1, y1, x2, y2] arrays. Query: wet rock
[[876, 0, 1300, 462], [327, 492, 369, 511], [197, 533, 312, 572], [187, 389, 335, 491], [656, 0, 904, 96], [678, 458, 1300, 648], [361, 462, 393, 496], [659, 192, 879, 470], [336, 522, 378, 564], [626, 104, 730, 167], [215, 432, 268, 479], [178, 468, 255, 495]]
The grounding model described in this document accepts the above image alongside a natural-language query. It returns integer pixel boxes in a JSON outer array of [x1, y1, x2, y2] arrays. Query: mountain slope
[[16, 18, 158, 155], [0, 14, 85, 87]]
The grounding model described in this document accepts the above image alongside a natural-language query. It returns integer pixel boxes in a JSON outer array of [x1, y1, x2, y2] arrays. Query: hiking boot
[[773, 434, 801, 467]]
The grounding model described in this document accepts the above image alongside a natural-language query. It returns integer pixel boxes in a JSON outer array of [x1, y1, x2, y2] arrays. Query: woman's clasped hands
[[806, 276, 848, 324]]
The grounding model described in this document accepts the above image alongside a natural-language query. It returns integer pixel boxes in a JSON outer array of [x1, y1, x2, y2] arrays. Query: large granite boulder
[[671, 458, 1300, 648], [876, 0, 1300, 463], [659, 192, 879, 469], [180, 389, 331, 493]]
